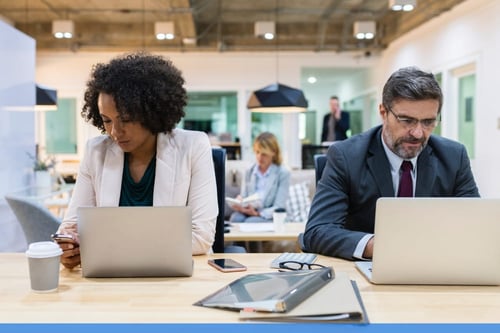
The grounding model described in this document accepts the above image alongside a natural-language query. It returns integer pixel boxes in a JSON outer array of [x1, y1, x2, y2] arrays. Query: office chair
[[211, 148, 246, 253], [5, 195, 61, 244], [314, 154, 327, 185]]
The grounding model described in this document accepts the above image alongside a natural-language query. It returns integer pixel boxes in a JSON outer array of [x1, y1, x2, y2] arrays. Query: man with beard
[[301, 66, 480, 260]]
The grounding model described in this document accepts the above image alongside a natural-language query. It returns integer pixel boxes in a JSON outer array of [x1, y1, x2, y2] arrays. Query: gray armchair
[[5, 195, 61, 244]]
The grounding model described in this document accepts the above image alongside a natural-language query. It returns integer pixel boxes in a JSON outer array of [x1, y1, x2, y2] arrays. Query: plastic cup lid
[[25, 241, 63, 258]]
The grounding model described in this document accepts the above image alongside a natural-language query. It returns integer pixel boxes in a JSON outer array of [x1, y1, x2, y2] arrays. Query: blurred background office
[[2, 0, 499, 252]]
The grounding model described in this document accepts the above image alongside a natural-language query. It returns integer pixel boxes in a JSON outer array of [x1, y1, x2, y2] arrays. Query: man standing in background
[[321, 96, 350, 143]]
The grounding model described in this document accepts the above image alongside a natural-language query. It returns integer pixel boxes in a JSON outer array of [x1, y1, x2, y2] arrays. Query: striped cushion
[[285, 182, 311, 222]]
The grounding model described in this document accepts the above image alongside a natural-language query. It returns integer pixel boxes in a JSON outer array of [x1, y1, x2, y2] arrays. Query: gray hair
[[382, 66, 443, 113]]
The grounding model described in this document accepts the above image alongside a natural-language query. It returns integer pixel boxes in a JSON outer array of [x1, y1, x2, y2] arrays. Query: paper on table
[[238, 223, 275, 233], [225, 193, 261, 208], [239, 272, 368, 323]]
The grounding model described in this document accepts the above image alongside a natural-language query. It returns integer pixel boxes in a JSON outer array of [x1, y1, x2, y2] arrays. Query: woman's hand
[[54, 231, 81, 269], [239, 205, 260, 217], [59, 242, 81, 269]]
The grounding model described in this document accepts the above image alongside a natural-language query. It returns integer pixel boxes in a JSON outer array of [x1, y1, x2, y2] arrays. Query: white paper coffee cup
[[273, 208, 287, 232], [25, 241, 63, 293]]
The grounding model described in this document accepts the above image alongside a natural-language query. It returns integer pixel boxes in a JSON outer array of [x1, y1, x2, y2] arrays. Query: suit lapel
[[153, 133, 176, 206], [415, 144, 436, 196], [100, 143, 124, 206], [247, 164, 258, 194], [366, 130, 395, 197], [261, 164, 278, 207]]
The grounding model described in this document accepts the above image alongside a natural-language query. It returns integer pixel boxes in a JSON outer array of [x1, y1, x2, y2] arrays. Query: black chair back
[[314, 154, 327, 185], [211, 148, 226, 253]]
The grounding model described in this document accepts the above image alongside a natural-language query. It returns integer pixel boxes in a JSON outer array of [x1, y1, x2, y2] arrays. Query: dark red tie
[[398, 161, 413, 197]]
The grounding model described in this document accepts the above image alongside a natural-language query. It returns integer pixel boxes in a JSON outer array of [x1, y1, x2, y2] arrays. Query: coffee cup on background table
[[273, 208, 287, 232]]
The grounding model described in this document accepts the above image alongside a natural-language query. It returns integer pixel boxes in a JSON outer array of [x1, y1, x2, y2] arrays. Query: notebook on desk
[[355, 197, 500, 285], [78, 206, 193, 278]]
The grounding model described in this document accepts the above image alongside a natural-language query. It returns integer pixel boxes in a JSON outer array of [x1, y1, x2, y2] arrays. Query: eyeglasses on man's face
[[278, 261, 327, 271], [385, 105, 440, 130]]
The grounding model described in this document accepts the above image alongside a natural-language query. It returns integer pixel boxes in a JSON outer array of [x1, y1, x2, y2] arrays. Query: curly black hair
[[82, 52, 187, 134]]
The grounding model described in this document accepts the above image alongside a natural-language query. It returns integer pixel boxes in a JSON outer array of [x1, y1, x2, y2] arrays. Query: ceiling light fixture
[[353, 21, 376, 40], [182, 37, 196, 45], [255, 21, 275, 40], [307, 76, 317, 84], [52, 20, 73, 39], [389, 0, 417, 11], [155, 21, 175, 40]]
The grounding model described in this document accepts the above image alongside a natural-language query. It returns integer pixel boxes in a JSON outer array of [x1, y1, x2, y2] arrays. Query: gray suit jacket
[[302, 125, 480, 260]]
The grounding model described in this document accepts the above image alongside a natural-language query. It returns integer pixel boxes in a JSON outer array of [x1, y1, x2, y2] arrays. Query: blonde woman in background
[[229, 132, 290, 222]]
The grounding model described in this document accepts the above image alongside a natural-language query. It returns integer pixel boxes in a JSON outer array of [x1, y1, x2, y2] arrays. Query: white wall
[[36, 51, 377, 169], [0, 21, 36, 251], [377, 0, 500, 197]]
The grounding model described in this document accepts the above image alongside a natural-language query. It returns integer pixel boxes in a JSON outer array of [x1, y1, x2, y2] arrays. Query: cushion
[[285, 182, 311, 222]]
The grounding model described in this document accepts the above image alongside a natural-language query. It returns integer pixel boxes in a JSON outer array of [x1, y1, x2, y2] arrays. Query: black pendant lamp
[[36, 84, 57, 111], [247, 82, 308, 113], [247, 0, 307, 113]]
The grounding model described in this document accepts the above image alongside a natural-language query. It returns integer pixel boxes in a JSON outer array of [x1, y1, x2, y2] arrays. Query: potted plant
[[27, 152, 56, 189]]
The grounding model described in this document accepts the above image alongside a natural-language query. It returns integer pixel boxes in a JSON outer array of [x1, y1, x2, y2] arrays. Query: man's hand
[[334, 108, 342, 120], [363, 237, 374, 259]]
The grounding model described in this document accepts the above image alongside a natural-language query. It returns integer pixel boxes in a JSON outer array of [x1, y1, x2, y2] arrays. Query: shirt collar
[[252, 164, 274, 177], [380, 133, 419, 172]]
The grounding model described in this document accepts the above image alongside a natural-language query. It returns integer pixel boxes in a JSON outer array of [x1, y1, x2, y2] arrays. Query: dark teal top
[[119, 153, 156, 206]]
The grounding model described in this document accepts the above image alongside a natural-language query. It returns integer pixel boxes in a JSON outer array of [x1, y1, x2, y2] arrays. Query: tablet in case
[[194, 267, 333, 313]]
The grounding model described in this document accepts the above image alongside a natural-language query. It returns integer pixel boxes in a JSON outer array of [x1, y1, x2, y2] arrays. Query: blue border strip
[[1, 324, 500, 333]]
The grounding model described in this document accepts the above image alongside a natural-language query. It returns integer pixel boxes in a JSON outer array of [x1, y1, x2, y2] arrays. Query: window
[[183, 92, 238, 142], [45, 98, 77, 154], [458, 74, 476, 158]]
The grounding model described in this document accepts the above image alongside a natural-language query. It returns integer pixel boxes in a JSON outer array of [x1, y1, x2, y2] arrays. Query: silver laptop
[[78, 206, 193, 278], [356, 198, 500, 285]]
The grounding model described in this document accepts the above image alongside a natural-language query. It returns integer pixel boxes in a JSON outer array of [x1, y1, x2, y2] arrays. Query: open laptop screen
[[360, 198, 500, 285], [78, 206, 193, 278]]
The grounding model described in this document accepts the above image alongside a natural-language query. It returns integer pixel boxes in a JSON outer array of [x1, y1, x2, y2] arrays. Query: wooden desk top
[[224, 222, 305, 242], [1, 253, 500, 323]]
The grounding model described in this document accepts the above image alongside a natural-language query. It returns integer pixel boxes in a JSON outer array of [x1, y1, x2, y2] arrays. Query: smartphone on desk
[[208, 258, 247, 272]]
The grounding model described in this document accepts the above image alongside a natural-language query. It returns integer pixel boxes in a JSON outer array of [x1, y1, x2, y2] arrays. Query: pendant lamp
[[247, 83, 308, 113], [36, 84, 57, 111], [247, 0, 308, 113]]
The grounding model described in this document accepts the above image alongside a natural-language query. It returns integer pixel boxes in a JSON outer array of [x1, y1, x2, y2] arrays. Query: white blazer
[[58, 128, 218, 255]]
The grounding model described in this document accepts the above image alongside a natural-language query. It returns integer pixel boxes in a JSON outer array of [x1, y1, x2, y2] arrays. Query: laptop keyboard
[[270, 252, 318, 269]]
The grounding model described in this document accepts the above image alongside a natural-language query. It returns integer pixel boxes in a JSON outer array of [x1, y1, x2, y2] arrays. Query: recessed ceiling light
[[307, 76, 317, 84]]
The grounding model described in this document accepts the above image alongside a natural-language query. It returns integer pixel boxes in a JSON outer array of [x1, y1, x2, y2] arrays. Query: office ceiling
[[0, 0, 465, 53]]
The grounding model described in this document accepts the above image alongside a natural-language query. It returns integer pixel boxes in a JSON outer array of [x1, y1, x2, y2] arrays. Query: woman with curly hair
[[55, 52, 218, 269]]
